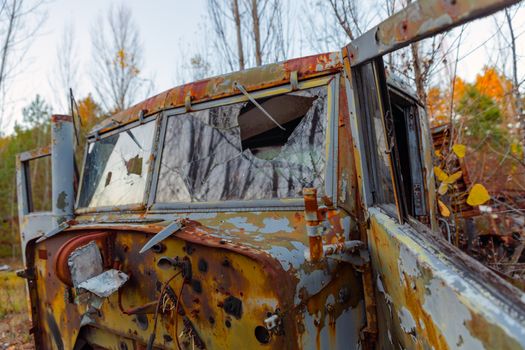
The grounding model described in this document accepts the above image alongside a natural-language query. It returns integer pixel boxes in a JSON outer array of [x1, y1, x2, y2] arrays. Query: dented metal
[[347, 0, 520, 66], [139, 220, 183, 253], [13, 1, 525, 349]]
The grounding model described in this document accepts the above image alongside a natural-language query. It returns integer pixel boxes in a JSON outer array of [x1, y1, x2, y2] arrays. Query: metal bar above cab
[[346, 0, 520, 67]]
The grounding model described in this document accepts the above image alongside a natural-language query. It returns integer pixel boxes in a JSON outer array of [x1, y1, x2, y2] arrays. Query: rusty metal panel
[[18, 145, 51, 162], [51, 114, 75, 225], [91, 52, 342, 136], [16, 151, 54, 265], [28, 209, 366, 349], [347, 0, 520, 66], [368, 207, 525, 349]]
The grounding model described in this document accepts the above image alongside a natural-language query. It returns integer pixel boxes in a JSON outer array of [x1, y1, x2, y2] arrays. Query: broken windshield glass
[[156, 86, 328, 203], [78, 121, 155, 208]]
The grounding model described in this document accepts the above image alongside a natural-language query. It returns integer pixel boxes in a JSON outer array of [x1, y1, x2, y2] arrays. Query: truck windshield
[[155, 85, 328, 203], [78, 121, 155, 208]]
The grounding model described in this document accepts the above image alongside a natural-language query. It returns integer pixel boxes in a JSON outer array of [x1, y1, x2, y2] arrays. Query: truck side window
[[26, 155, 52, 212], [155, 86, 328, 203], [388, 88, 428, 220], [353, 58, 430, 222], [353, 61, 397, 209]]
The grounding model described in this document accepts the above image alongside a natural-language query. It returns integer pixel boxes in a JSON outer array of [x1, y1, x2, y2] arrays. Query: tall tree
[[91, 4, 150, 113], [233, 0, 245, 70], [303, 0, 447, 108], [502, 5, 524, 156], [50, 23, 79, 111], [207, 0, 287, 72], [302, 0, 373, 53], [0, 0, 46, 128], [21, 94, 51, 128]]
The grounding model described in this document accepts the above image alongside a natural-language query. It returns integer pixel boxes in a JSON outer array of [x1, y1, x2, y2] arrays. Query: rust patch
[[465, 312, 522, 350], [93, 52, 342, 135]]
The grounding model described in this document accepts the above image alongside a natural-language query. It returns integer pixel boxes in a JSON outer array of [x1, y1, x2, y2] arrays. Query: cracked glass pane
[[156, 86, 328, 202], [78, 121, 155, 208]]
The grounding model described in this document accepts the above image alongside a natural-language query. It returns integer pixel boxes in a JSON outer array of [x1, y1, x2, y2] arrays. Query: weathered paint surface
[[51, 114, 75, 224], [93, 52, 342, 135], [16, 2, 525, 347], [347, 0, 519, 66], [368, 207, 525, 349], [30, 210, 366, 349]]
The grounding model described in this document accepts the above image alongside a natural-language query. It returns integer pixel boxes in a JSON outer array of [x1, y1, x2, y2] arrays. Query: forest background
[[0, 2, 525, 339]]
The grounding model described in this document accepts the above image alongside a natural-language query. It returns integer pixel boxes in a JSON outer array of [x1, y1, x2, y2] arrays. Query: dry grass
[[0, 260, 34, 349], [0, 271, 26, 318]]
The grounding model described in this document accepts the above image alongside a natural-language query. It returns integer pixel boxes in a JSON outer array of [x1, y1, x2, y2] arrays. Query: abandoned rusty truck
[[14, 1, 525, 349]]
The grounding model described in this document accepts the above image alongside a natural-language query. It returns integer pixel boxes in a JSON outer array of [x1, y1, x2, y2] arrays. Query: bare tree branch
[[0, 0, 47, 128], [90, 4, 150, 113]]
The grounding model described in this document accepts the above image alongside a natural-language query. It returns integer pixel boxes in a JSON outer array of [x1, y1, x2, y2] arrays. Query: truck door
[[345, 33, 525, 350], [16, 146, 54, 265]]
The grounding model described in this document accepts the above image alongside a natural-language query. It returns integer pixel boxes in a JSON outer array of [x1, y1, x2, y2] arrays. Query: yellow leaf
[[437, 199, 451, 217], [466, 184, 490, 206], [117, 49, 127, 69], [434, 167, 448, 182], [511, 141, 522, 157], [438, 182, 448, 195], [435, 149, 442, 158], [444, 171, 463, 184], [452, 144, 466, 158]]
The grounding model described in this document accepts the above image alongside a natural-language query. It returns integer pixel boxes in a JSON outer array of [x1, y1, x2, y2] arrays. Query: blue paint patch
[[261, 217, 293, 234], [226, 217, 259, 232]]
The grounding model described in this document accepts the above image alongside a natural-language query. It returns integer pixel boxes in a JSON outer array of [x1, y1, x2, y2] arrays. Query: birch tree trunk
[[251, 0, 262, 67], [233, 0, 245, 70]]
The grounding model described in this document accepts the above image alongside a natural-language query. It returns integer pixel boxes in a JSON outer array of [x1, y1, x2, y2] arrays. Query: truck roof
[[91, 51, 343, 135]]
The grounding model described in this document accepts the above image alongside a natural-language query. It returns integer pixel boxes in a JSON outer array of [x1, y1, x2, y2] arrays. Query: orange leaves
[[427, 86, 449, 124], [453, 77, 467, 103], [117, 49, 127, 69], [474, 66, 510, 102], [115, 49, 139, 77], [437, 199, 451, 217], [77, 95, 103, 128]]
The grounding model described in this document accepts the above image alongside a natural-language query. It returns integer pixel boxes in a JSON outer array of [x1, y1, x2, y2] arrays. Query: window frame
[[75, 114, 162, 214], [387, 84, 429, 221], [350, 57, 431, 223], [17, 146, 52, 214], [148, 74, 339, 212], [350, 58, 403, 221]]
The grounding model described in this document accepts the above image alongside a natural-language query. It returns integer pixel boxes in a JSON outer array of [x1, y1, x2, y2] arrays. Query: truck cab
[[16, 1, 525, 349]]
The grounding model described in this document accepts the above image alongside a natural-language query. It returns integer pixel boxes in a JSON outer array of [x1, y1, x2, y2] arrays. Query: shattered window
[[78, 121, 155, 208], [156, 86, 328, 203]]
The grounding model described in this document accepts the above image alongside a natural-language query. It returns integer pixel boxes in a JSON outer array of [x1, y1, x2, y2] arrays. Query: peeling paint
[[261, 217, 294, 234]]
